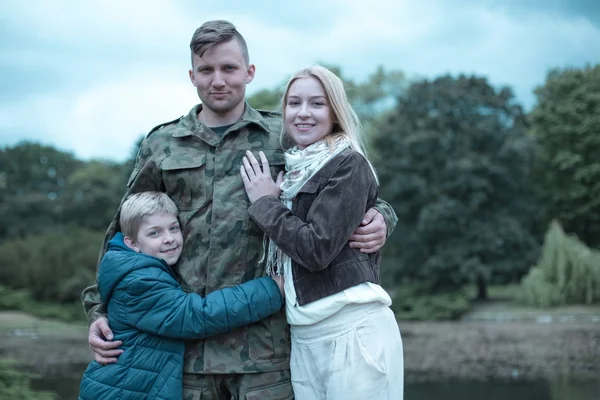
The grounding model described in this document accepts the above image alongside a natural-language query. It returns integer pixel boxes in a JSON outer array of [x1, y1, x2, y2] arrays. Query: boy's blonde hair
[[280, 65, 378, 182], [119, 192, 179, 239]]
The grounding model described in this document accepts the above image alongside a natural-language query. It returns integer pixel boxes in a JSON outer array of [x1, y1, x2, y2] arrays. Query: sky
[[1, 0, 599, 162]]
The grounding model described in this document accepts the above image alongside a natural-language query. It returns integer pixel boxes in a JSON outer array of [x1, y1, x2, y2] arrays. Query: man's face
[[188, 39, 255, 118]]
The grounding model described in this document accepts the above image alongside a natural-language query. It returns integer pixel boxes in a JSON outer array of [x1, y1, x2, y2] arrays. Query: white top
[[283, 262, 392, 326]]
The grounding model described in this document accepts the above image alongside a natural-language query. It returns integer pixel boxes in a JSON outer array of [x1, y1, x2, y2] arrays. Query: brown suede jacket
[[248, 148, 381, 306]]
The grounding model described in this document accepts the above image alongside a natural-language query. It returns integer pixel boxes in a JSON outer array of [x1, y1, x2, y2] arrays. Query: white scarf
[[264, 135, 351, 276]]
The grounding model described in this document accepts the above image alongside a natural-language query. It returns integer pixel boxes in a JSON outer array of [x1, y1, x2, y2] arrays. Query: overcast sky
[[1, 0, 598, 162]]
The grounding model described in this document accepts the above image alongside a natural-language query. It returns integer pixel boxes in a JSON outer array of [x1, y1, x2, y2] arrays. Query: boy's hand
[[88, 317, 123, 365], [272, 275, 285, 299]]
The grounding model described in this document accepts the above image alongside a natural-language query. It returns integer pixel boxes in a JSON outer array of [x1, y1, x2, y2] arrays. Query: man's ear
[[123, 236, 141, 253], [245, 64, 256, 84]]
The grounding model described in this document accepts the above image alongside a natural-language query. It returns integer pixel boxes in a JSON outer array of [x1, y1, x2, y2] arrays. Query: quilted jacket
[[79, 233, 282, 399]]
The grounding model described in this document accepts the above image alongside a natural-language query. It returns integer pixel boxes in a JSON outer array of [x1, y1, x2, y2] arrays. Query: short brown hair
[[119, 192, 179, 239], [189, 20, 249, 65]]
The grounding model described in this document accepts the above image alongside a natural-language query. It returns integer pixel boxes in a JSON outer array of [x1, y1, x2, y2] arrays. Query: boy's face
[[125, 213, 183, 266]]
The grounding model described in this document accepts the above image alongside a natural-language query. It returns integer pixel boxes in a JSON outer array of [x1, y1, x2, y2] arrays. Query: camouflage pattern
[[81, 102, 397, 374], [182, 370, 293, 400]]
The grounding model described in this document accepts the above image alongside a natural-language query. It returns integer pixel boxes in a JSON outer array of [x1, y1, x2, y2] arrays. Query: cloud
[[1, 0, 599, 161]]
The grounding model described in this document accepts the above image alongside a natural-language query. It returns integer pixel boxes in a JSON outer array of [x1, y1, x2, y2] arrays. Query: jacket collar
[[172, 102, 270, 140]]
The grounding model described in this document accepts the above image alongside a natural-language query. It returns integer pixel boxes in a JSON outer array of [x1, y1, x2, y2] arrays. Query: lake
[[32, 366, 600, 400]]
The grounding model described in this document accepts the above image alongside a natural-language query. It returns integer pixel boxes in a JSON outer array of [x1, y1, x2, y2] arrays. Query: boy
[[79, 192, 284, 400]]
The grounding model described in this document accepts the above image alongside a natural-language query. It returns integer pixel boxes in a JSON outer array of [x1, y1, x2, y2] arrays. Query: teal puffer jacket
[[79, 233, 282, 400]]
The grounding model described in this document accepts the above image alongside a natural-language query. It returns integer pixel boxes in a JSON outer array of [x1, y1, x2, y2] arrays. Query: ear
[[245, 64, 256, 84], [123, 236, 141, 253], [188, 69, 197, 87]]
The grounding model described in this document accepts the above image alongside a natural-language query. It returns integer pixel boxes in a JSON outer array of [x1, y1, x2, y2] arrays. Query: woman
[[240, 65, 404, 400]]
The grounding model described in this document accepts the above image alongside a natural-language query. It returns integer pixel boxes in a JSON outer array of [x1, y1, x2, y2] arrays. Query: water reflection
[[406, 380, 600, 400], [33, 369, 600, 400]]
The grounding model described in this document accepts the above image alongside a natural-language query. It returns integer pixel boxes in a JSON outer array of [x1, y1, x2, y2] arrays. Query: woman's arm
[[247, 152, 378, 272]]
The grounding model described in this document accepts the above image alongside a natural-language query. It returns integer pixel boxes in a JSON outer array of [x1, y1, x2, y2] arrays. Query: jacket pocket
[[248, 309, 290, 363], [234, 149, 285, 180], [262, 149, 285, 179], [161, 154, 206, 211], [292, 179, 322, 219]]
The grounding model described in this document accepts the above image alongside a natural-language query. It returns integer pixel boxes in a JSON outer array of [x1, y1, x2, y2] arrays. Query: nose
[[163, 232, 175, 243], [298, 104, 310, 118], [212, 71, 225, 88]]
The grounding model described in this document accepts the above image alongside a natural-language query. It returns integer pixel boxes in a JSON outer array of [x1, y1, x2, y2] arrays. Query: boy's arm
[[81, 140, 163, 323], [124, 270, 283, 339]]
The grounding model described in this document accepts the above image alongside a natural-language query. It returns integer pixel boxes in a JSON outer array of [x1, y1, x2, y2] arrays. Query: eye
[[287, 100, 300, 106], [312, 101, 325, 107], [223, 65, 235, 72], [170, 226, 180, 233], [148, 230, 159, 237]]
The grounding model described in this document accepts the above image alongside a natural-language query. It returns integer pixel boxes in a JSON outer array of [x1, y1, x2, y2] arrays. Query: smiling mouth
[[295, 124, 314, 131], [162, 247, 178, 254]]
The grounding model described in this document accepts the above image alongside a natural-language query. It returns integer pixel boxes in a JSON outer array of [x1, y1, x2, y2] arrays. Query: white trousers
[[289, 302, 404, 400]]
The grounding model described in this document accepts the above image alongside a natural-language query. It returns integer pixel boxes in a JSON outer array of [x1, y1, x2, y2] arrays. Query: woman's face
[[284, 76, 334, 149]]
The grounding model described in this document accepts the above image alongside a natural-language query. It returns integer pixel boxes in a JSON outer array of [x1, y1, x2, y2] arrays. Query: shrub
[[391, 284, 471, 320], [0, 359, 56, 400], [0, 228, 102, 303]]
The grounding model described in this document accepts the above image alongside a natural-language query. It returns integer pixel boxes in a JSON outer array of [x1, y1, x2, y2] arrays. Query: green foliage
[[0, 142, 127, 241], [59, 160, 126, 231], [246, 64, 406, 128], [520, 220, 600, 307], [373, 75, 539, 296], [316, 63, 407, 127], [0, 359, 56, 400], [248, 87, 284, 111], [391, 284, 470, 320], [0, 286, 85, 322], [529, 64, 600, 247], [0, 229, 102, 304], [0, 142, 82, 239]]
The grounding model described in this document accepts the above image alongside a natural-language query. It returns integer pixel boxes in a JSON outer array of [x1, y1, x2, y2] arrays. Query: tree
[[529, 64, 600, 247], [0, 228, 103, 303], [246, 64, 406, 128], [372, 75, 539, 297], [520, 220, 600, 307], [59, 160, 126, 231], [247, 88, 283, 111], [0, 142, 82, 240]]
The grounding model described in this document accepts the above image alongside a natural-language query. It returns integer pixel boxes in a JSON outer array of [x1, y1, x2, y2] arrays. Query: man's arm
[[348, 198, 398, 253], [374, 198, 398, 238]]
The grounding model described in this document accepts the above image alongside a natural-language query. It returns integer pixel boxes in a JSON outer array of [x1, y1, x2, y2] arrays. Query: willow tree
[[520, 220, 600, 307]]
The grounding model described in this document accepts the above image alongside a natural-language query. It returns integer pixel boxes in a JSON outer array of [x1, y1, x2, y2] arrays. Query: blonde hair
[[119, 192, 179, 239], [281, 65, 378, 182]]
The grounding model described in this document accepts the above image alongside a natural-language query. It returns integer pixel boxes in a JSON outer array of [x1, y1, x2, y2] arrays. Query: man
[[82, 20, 397, 399]]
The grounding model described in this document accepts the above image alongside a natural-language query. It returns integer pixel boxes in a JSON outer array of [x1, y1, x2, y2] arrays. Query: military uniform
[[82, 102, 398, 398]]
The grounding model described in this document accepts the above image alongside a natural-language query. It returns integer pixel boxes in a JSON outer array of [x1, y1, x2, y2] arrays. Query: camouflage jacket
[[82, 102, 398, 374]]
